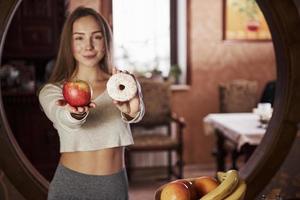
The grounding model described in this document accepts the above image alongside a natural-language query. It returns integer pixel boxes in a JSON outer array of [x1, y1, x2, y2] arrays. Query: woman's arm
[[39, 84, 93, 130]]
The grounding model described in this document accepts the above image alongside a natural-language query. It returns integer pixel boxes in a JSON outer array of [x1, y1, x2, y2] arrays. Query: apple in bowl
[[62, 80, 92, 107], [156, 176, 219, 200], [192, 176, 219, 197], [160, 180, 194, 200]]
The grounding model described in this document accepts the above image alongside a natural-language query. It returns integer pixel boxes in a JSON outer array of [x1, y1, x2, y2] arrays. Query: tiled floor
[[128, 164, 216, 200]]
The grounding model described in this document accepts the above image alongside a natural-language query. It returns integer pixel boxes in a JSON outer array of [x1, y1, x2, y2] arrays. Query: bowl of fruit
[[155, 170, 246, 200]]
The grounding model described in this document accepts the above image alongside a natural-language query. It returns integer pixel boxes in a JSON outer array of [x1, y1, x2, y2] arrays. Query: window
[[112, 0, 187, 84]]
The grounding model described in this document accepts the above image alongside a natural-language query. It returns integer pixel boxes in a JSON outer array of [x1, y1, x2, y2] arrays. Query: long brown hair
[[48, 7, 113, 84]]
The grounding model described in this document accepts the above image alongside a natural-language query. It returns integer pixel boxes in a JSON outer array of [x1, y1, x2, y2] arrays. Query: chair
[[219, 79, 258, 113], [260, 80, 276, 106], [217, 79, 258, 170], [126, 79, 186, 181]]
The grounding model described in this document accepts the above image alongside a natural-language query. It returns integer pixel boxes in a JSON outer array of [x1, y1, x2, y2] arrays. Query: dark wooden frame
[[0, 1, 48, 200], [170, 0, 178, 68], [240, 0, 300, 198], [222, 0, 272, 42], [1, 0, 300, 199]]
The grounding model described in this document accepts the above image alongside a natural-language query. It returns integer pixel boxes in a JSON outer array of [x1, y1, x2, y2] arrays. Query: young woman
[[39, 7, 144, 200]]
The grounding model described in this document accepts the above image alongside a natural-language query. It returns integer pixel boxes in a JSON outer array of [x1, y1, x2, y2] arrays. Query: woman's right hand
[[55, 99, 96, 116]]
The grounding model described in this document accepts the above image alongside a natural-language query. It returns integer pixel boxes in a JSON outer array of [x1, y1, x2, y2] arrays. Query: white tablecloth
[[203, 113, 266, 149]]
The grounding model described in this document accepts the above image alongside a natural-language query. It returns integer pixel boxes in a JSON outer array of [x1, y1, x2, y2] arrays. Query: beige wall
[[171, 0, 276, 165], [67, 0, 101, 13], [67, 0, 112, 26]]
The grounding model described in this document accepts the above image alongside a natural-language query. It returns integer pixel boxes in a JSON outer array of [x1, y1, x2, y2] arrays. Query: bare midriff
[[59, 146, 125, 175]]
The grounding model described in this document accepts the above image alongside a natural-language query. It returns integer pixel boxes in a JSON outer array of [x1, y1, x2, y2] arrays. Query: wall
[[171, 0, 276, 165], [67, 0, 101, 13], [67, 0, 111, 24]]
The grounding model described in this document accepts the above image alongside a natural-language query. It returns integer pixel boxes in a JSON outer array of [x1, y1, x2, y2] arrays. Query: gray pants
[[48, 164, 129, 200]]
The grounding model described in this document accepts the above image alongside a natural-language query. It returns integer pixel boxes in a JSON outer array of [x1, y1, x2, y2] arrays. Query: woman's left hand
[[112, 67, 140, 118]]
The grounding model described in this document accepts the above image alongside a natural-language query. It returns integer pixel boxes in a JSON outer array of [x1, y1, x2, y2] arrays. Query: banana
[[217, 171, 227, 182], [200, 170, 240, 200], [224, 180, 246, 200]]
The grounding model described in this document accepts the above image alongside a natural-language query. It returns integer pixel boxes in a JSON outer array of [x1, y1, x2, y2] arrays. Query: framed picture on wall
[[223, 0, 272, 41]]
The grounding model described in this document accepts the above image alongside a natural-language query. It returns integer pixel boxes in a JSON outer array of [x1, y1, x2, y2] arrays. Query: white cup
[[257, 103, 271, 111], [255, 103, 273, 122]]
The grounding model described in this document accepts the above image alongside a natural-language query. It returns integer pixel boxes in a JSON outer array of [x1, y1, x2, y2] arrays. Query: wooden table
[[203, 113, 266, 171]]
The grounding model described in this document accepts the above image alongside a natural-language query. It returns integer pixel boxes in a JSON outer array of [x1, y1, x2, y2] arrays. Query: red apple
[[160, 181, 190, 200], [62, 80, 92, 107], [174, 180, 198, 200], [192, 176, 219, 197]]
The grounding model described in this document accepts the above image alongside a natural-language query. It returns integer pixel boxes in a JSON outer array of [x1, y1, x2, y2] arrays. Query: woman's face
[[72, 16, 105, 68]]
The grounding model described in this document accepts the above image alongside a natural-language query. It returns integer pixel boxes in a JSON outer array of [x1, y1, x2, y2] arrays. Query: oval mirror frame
[[0, 0, 300, 199], [240, 0, 300, 199], [0, 0, 48, 199]]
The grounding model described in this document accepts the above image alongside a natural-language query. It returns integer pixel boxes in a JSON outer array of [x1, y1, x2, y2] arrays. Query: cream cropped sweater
[[38, 82, 144, 152]]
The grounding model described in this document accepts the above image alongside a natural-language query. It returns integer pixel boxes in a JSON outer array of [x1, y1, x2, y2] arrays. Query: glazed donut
[[106, 73, 138, 102]]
